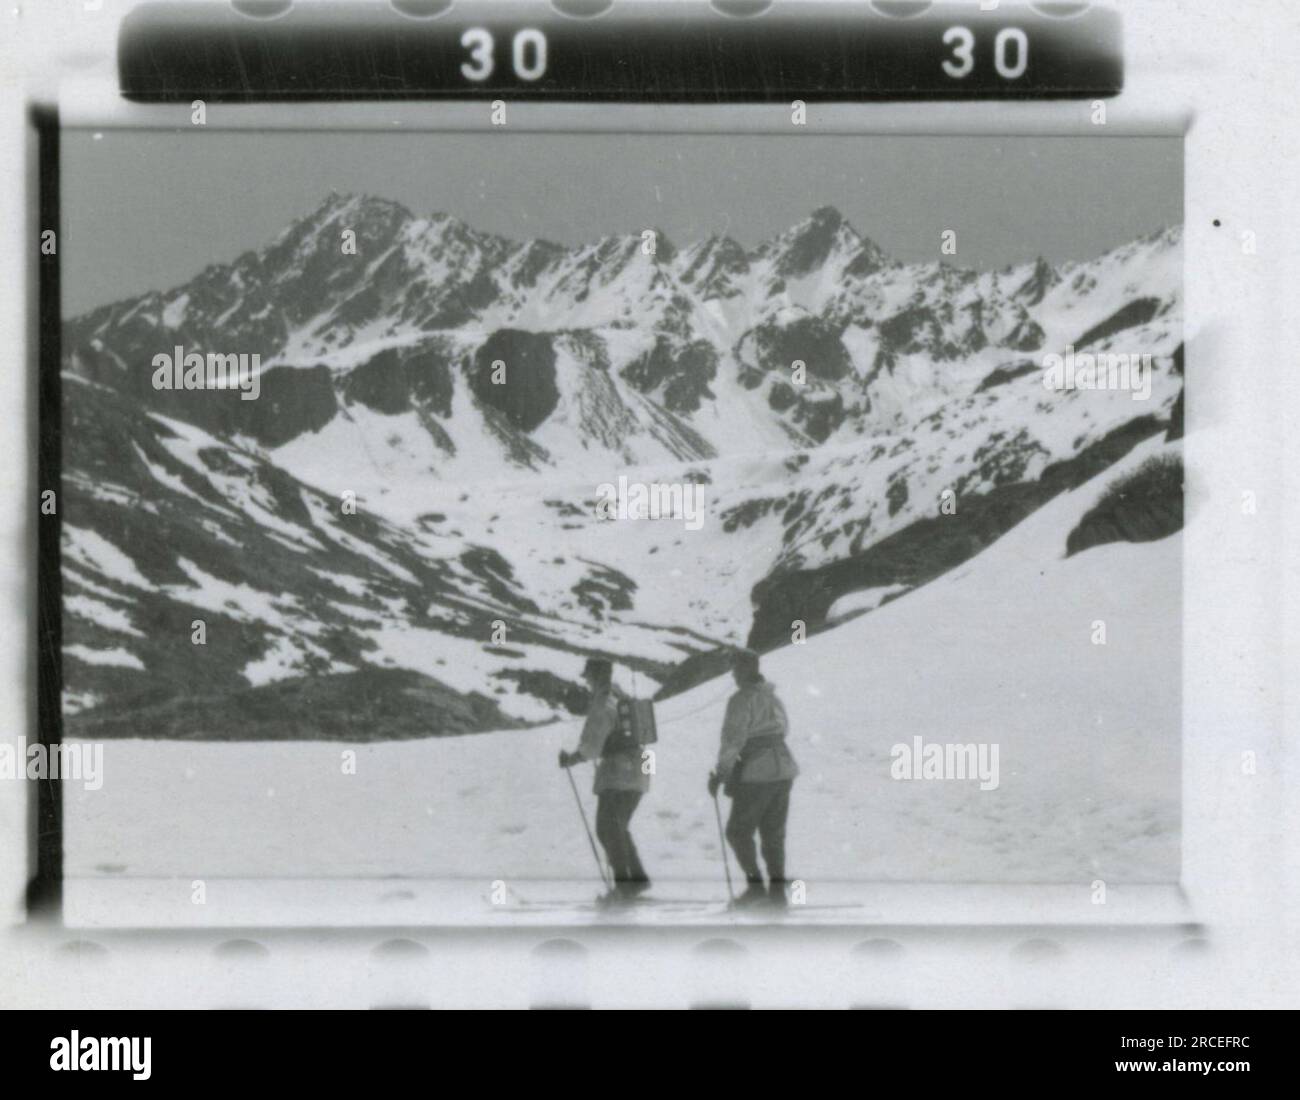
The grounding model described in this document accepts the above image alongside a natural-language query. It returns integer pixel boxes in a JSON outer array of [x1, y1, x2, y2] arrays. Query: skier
[[708, 649, 799, 908], [559, 657, 652, 904]]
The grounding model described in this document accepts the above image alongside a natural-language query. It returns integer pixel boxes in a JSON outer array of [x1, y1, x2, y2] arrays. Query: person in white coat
[[709, 649, 799, 908]]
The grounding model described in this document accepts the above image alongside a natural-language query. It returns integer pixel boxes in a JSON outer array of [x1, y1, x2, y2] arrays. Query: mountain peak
[[788, 206, 857, 246], [281, 193, 417, 247], [760, 206, 888, 280], [643, 225, 678, 263], [313, 191, 403, 217], [808, 205, 846, 229]]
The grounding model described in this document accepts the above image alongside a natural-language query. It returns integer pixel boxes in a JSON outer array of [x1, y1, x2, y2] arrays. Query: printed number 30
[[942, 26, 1029, 80], [460, 28, 548, 82]]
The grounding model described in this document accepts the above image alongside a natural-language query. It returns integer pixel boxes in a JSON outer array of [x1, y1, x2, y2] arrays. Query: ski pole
[[711, 789, 735, 904], [565, 766, 610, 891]]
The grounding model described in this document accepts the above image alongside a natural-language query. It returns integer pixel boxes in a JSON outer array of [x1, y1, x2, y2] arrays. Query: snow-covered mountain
[[60, 196, 1184, 735], [65, 194, 1181, 486], [67, 437, 1182, 886]]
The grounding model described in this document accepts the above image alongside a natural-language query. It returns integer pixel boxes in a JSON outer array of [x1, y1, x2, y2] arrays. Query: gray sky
[[63, 131, 1182, 316]]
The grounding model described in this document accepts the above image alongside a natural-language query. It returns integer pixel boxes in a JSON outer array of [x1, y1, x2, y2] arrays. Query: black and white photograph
[[57, 128, 1184, 921]]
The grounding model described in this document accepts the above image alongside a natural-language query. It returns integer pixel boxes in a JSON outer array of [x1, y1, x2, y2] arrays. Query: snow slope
[[66, 438, 1179, 888]]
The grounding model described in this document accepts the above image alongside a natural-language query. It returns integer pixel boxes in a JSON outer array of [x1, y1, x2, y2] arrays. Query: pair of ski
[[503, 893, 857, 916], [558, 771, 845, 916]]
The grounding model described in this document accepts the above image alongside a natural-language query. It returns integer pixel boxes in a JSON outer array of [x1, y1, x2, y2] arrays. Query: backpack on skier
[[604, 694, 657, 757]]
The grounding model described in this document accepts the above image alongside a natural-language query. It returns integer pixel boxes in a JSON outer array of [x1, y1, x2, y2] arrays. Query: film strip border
[[119, 1, 1122, 102]]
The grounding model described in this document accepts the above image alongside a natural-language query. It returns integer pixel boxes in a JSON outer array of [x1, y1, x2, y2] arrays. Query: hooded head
[[582, 657, 613, 692], [731, 648, 763, 689]]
